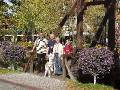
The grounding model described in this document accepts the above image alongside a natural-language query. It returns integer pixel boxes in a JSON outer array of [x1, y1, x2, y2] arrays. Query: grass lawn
[[67, 79, 114, 90], [0, 68, 20, 74]]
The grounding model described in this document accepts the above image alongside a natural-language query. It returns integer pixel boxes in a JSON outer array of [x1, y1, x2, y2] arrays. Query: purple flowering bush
[[0, 41, 26, 69], [0, 41, 11, 49], [71, 47, 114, 84], [3, 45, 25, 61]]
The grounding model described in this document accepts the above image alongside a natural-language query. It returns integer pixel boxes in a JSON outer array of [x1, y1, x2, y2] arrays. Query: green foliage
[[17, 41, 33, 49], [84, 5, 105, 32], [10, 0, 21, 6], [0, 68, 19, 74], [67, 79, 114, 90], [84, 3, 105, 32], [14, 0, 64, 34], [116, 47, 120, 56]]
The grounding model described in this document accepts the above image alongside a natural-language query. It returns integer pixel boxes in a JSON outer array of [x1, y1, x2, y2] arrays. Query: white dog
[[44, 53, 54, 77]]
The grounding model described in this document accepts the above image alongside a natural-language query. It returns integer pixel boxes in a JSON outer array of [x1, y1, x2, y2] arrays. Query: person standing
[[53, 37, 63, 75], [64, 39, 73, 56], [62, 39, 73, 79], [47, 34, 56, 54], [31, 32, 48, 73]]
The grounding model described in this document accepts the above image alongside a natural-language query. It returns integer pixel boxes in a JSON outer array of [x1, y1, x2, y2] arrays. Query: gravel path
[[0, 73, 67, 90]]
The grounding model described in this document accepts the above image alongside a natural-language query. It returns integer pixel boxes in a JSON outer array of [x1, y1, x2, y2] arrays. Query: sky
[[3, 0, 13, 6], [3, 0, 13, 16]]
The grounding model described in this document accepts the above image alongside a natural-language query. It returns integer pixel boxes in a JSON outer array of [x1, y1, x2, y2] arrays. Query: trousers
[[54, 53, 62, 75], [37, 53, 46, 73]]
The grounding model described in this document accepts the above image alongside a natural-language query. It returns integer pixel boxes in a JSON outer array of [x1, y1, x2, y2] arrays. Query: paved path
[[0, 80, 27, 90], [0, 73, 67, 90]]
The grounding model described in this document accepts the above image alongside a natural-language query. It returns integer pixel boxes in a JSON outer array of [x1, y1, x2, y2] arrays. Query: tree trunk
[[30, 60, 33, 73], [108, 0, 116, 51], [10, 64, 15, 71], [76, 0, 84, 49], [24, 52, 34, 72], [94, 75, 97, 85]]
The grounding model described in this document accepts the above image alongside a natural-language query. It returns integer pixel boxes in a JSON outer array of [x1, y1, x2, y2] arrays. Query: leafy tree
[[13, 0, 64, 34], [84, 5, 105, 32]]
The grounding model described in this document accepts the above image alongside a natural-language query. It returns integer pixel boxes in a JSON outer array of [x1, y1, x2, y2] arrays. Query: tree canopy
[[0, 0, 106, 37], [13, 0, 65, 34]]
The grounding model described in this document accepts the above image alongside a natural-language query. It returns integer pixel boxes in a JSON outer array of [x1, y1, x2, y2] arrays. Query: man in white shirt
[[31, 32, 48, 73], [53, 37, 63, 75]]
